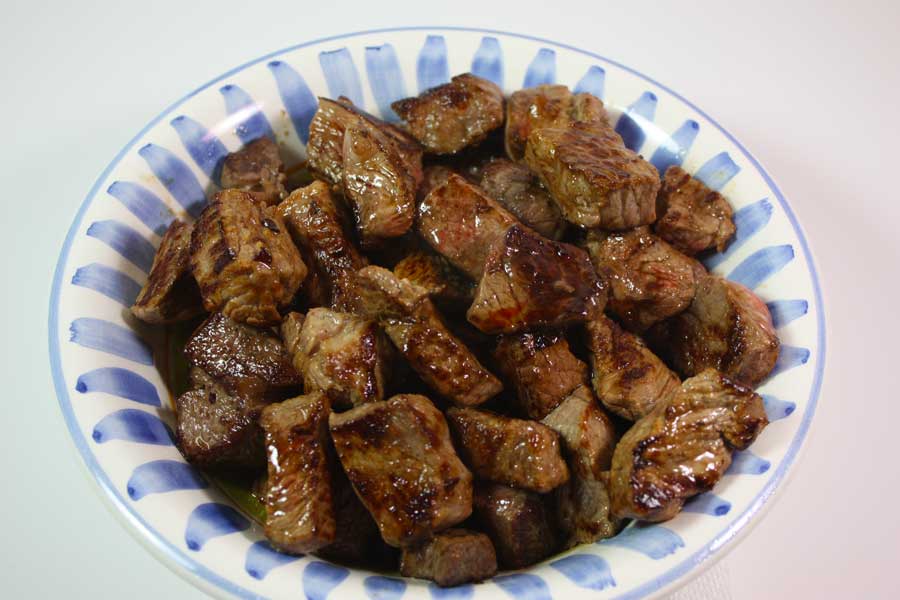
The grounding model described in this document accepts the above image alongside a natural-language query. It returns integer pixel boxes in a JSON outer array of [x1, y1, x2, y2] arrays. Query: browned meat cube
[[555, 471, 622, 548], [473, 483, 557, 569], [131, 219, 203, 324], [647, 275, 780, 387], [392, 250, 475, 308], [307, 97, 423, 188], [260, 393, 335, 554], [446, 407, 569, 493], [287, 307, 389, 409], [417, 164, 457, 202], [329, 394, 473, 547], [584, 227, 702, 332], [278, 180, 367, 312], [279, 311, 305, 359], [587, 314, 681, 421], [494, 331, 588, 420], [400, 529, 497, 587], [505, 84, 608, 161], [479, 158, 566, 240], [417, 174, 518, 279], [342, 126, 416, 245], [655, 166, 736, 255], [190, 189, 307, 326], [220, 137, 286, 206], [525, 124, 659, 229], [541, 385, 616, 479], [466, 225, 606, 334], [610, 369, 768, 522], [356, 266, 502, 406], [391, 73, 505, 154]]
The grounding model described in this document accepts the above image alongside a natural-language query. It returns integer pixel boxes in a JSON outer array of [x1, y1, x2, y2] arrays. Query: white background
[[1, 0, 899, 598]]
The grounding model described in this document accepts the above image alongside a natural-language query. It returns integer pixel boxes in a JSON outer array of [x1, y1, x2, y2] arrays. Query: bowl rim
[[47, 25, 827, 599]]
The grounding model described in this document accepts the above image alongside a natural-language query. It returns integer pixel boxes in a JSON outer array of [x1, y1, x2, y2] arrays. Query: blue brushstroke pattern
[[429, 583, 474, 600], [767, 299, 809, 328], [650, 120, 700, 173], [705, 199, 774, 269], [170, 115, 229, 182], [92, 409, 173, 446], [694, 152, 740, 191], [69, 318, 152, 365], [220, 84, 275, 144], [75, 367, 161, 406], [550, 554, 615, 591], [600, 525, 684, 559], [127, 460, 207, 500], [683, 492, 731, 517], [268, 60, 318, 144], [494, 573, 551, 600], [86, 220, 156, 273], [319, 48, 364, 107], [185, 502, 251, 551], [727, 245, 794, 290], [303, 561, 350, 600], [245, 540, 302, 580], [523, 48, 556, 87], [107, 181, 174, 236], [762, 394, 796, 421], [364, 576, 407, 600], [727, 450, 771, 475], [365, 44, 407, 121], [138, 144, 207, 219], [770, 345, 811, 378], [615, 91, 658, 152], [72, 263, 142, 306], [574, 65, 606, 99], [470, 36, 503, 87], [417, 35, 449, 92]]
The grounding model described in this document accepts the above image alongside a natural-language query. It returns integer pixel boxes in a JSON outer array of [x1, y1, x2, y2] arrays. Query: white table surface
[[2, 1, 899, 598]]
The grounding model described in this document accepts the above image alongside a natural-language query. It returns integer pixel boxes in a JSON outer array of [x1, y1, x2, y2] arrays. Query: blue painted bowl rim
[[47, 25, 826, 599]]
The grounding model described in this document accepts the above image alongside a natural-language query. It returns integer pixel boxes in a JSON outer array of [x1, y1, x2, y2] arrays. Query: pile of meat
[[131, 74, 778, 586]]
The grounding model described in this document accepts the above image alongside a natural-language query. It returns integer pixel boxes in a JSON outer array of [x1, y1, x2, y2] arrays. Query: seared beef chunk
[[342, 126, 416, 245], [610, 369, 768, 522], [278, 180, 367, 312], [356, 266, 502, 406], [400, 529, 497, 586], [479, 158, 566, 240], [494, 331, 589, 420], [647, 275, 779, 387], [131, 219, 203, 324], [505, 84, 608, 161], [655, 166, 736, 255], [555, 471, 622, 548], [190, 189, 306, 326], [584, 227, 701, 332], [288, 307, 389, 409], [307, 97, 423, 188], [392, 250, 475, 308], [446, 407, 569, 493], [417, 164, 457, 202], [541, 385, 616, 479], [467, 225, 606, 334], [417, 174, 518, 279], [260, 393, 335, 553], [587, 314, 680, 421], [525, 123, 659, 229], [220, 137, 287, 206], [473, 483, 557, 569], [391, 73, 505, 154], [329, 394, 473, 547]]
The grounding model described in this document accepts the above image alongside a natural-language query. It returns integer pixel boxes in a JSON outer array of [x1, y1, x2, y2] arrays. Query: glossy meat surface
[[541, 385, 616, 479], [479, 158, 566, 239], [392, 250, 475, 308], [473, 483, 557, 569], [400, 529, 497, 587], [220, 137, 286, 206], [655, 165, 736, 255]]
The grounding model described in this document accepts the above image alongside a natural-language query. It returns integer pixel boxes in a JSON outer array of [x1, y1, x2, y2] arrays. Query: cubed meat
[[260, 393, 335, 554], [131, 219, 203, 324], [190, 189, 307, 326], [655, 165, 736, 255], [392, 250, 475, 308], [328, 394, 473, 547], [610, 369, 768, 522], [473, 483, 557, 569], [220, 137, 287, 206], [416, 174, 518, 279], [400, 529, 497, 587], [555, 471, 622, 548], [446, 407, 569, 493], [478, 158, 566, 240], [391, 73, 505, 154], [583, 227, 702, 332], [466, 225, 606, 334], [505, 84, 608, 161], [494, 331, 589, 420], [525, 123, 659, 229], [587, 314, 681, 421], [541, 385, 616, 479], [356, 266, 502, 406], [647, 275, 780, 387], [417, 164, 457, 202]]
